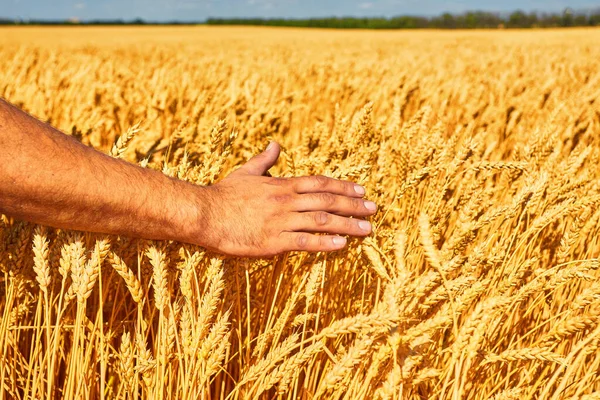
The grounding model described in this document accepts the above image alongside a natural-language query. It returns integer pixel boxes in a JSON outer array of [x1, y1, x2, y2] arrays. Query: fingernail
[[266, 141, 274, 151], [364, 201, 377, 212], [354, 185, 365, 196], [332, 236, 347, 247], [358, 220, 371, 231]]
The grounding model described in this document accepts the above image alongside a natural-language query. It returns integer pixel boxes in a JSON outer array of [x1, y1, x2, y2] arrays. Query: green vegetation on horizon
[[206, 10, 600, 29], [2, 8, 600, 29]]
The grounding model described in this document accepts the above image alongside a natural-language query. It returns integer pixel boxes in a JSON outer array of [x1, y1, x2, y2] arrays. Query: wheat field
[[1, 26, 600, 399]]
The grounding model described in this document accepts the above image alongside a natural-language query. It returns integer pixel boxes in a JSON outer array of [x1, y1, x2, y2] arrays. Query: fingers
[[292, 175, 366, 197], [293, 192, 377, 217], [279, 232, 348, 252], [234, 141, 281, 176], [289, 212, 372, 236]]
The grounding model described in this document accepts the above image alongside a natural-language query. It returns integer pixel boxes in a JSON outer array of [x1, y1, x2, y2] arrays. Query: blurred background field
[[2, 26, 599, 149]]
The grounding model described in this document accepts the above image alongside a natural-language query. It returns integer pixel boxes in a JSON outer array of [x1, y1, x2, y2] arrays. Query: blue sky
[[3, 0, 599, 21]]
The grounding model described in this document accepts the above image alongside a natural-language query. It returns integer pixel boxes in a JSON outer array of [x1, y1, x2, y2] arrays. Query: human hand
[[193, 142, 377, 257]]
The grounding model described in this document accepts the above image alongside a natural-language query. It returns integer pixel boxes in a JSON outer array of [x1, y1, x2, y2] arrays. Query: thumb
[[237, 141, 280, 176]]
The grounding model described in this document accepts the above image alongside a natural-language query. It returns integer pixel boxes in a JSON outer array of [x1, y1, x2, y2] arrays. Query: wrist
[[169, 181, 216, 247]]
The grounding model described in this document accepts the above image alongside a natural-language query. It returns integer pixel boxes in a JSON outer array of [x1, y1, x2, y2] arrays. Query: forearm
[[0, 98, 377, 257], [0, 98, 205, 243]]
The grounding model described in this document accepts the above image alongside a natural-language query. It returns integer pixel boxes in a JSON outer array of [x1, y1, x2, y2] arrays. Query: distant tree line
[[2, 8, 600, 28], [206, 10, 600, 29], [0, 18, 195, 25]]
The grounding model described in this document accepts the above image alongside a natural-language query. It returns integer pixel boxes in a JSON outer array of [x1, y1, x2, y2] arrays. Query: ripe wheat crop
[[1, 26, 600, 399]]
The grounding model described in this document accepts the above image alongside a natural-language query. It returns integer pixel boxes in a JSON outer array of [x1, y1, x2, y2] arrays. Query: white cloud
[[74, 2, 86, 9], [358, 2, 374, 9]]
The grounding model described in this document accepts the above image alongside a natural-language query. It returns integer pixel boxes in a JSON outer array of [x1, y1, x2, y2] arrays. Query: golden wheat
[[1, 26, 600, 399]]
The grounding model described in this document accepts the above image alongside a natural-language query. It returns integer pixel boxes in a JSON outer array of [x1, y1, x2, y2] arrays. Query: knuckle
[[344, 218, 354, 230], [270, 177, 288, 186], [318, 236, 328, 248], [351, 197, 362, 209], [314, 212, 329, 226], [271, 194, 293, 204], [340, 180, 350, 193], [319, 192, 336, 205], [296, 234, 309, 249], [314, 175, 328, 188]]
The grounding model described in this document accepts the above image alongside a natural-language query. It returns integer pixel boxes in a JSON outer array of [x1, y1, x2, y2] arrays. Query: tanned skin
[[0, 98, 377, 257]]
